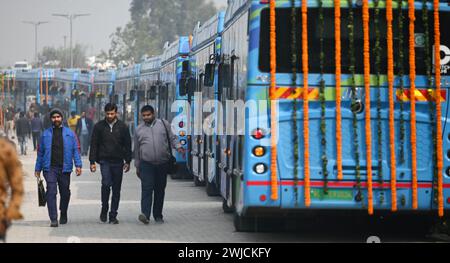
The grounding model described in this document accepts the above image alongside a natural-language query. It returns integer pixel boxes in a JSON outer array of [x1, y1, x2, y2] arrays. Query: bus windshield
[[259, 7, 449, 76]]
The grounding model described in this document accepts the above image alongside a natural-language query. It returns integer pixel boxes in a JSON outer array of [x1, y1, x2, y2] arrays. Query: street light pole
[[63, 35, 67, 67], [52, 13, 90, 68], [22, 21, 49, 66]]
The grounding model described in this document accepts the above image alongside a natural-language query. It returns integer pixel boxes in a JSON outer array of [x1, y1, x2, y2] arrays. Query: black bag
[[161, 120, 178, 175], [37, 178, 46, 207]]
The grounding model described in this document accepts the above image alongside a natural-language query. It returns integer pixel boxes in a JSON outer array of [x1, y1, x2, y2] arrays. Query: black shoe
[[138, 214, 150, 225], [154, 217, 164, 224], [100, 211, 107, 223], [109, 218, 119, 225], [50, 221, 59, 227], [59, 213, 68, 225]]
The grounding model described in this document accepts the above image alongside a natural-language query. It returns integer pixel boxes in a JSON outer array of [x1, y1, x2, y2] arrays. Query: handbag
[[37, 178, 47, 207], [161, 120, 178, 175]]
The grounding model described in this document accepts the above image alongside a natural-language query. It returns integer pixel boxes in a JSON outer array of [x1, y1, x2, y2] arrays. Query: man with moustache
[[89, 103, 132, 224], [134, 105, 184, 225], [35, 108, 82, 227]]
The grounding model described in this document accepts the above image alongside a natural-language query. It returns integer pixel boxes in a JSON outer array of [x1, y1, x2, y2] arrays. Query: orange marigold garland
[[302, 0, 311, 207], [386, 0, 398, 212], [433, 0, 444, 217], [269, 0, 278, 201], [408, 0, 418, 210], [335, 0, 343, 181]]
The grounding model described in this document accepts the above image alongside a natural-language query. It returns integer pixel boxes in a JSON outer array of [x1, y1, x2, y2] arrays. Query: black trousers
[[140, 161, 168, 220]]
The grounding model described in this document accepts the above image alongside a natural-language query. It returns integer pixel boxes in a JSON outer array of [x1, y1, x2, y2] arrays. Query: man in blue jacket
[[34, 108, 82, 227]]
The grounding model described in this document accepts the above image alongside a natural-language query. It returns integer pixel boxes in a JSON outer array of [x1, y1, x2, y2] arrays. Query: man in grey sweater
[[134, 105, 184, 224]]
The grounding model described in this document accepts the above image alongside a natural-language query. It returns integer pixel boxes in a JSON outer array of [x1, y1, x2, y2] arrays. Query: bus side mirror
[[188, 78, 196, 96], [204, 63, 215, 87], [219, 63, 231, 89], [179, 77, 188, 97]]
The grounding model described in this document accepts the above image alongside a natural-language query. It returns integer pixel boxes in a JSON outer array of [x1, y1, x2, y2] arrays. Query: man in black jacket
[[15, 112, 31, 155], [89, 103, 132, 224]]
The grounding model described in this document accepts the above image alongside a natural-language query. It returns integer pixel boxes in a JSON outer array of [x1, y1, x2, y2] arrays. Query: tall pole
[[35, 25, 38, 65], [23, 21, 49, 66], [70, 16, 73, 68], [53, 13, 90, 68], [63, 35, 67, 67]]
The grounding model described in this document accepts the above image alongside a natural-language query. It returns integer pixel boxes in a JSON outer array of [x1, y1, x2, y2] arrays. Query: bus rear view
[[231, 0, 450, 231]]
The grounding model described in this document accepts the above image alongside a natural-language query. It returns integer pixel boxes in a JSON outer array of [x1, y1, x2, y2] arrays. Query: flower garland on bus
[[433, 0, 444, 217], [335, 0, 343, 181], [387, 0, 398, 212], [422, 0, 438, 206], [363, 0, 374, 215], [348, 0, 363, 201], [374, 0, 384, 191], [302, 0, 311, 207], [318, 0, 329, 194], [290, 0, 300, 205], [397, 0, 406, 165], [408, 0, 418, 210], [269, 0, 278, 201]]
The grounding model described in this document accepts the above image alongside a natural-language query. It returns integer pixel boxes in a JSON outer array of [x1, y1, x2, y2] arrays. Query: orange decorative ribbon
[[386, 0, 397, 212], [302, 0, 311, 207], [45, 72, 49, 104], [433, 0, 444, 217], [335, 0, 343, 181], [269, 0, 278, 201], [362, 0, 374, 215], [408, 0, 418, 210], [40, 69, 43, 104]]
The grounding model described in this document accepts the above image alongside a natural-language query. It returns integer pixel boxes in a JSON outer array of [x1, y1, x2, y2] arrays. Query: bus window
[[258, 7, 437, 75]]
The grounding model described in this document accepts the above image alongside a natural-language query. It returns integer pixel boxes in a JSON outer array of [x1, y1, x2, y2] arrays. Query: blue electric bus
[[160, 36, 191, 178], [139, 56, 161, 112], [215, 0, 450, 231], [188, 12, 225, 195]]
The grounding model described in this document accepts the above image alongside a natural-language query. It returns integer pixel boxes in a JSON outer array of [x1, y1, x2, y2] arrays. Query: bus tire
[[206, 179, 220, 196], [233, 213, 257, 232], [222, 198, 234, 214]]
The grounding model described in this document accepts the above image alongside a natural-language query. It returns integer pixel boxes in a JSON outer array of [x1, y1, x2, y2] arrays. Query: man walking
[[90, 103, 132, 224], [31, 112, 43, 151], [15, 112, 31, 155], [76, 112, 93, 156], [68, 111, 80, 134], [35, 108, 82, 227], [135, 105, 184, 224]]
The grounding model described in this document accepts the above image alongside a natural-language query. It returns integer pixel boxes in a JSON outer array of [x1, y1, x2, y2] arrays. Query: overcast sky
[[0, 0, 227, 67]]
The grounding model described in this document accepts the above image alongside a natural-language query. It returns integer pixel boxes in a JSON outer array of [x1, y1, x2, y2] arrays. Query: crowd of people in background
[[2, 103, 94, 156]]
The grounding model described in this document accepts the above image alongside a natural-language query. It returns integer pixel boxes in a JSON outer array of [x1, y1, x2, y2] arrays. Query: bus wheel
[[233, 213, 257, 232], [222, 198, 234, 214], [206, 179, 220, 196], [194, 175, 205, 186]]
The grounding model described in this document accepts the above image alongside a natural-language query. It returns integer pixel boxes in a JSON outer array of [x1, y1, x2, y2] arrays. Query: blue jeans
[[80, 133, 89, 155], [140, 161, 168, 220], [43, 167, 71, 221], [18, 136, 27, 155], [100, 161, 124, 219]]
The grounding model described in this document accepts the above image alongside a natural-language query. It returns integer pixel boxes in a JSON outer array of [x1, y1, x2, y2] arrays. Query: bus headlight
[[254, 163, 267, 174]]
